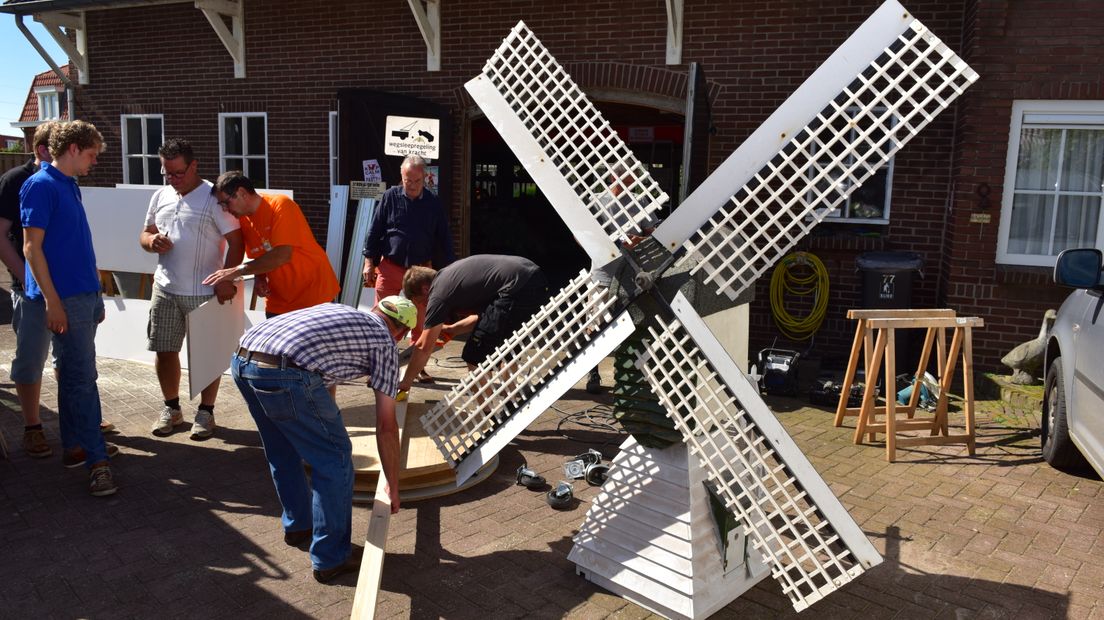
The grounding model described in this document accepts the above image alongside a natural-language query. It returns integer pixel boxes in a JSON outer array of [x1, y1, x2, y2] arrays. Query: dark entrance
[[469, 102, 685, 291]]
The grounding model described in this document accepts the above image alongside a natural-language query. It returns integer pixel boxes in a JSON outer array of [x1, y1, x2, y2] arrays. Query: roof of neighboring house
[[18, 64, 70, 125]]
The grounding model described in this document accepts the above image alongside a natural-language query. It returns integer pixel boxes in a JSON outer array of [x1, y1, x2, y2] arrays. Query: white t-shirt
[[144, 179, 241, 296]]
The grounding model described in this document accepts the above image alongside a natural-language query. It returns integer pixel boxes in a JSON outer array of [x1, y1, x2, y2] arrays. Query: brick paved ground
[[1, 317, 1102, 619]]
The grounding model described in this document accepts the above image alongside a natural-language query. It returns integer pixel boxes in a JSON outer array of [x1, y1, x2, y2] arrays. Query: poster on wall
[[425, 166, 439, 194], [384, 115, 440, 160], [363, 159, 382, 182]]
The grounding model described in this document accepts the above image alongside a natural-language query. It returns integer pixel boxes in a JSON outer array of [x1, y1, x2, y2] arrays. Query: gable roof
[[18, 64, 71, 124]]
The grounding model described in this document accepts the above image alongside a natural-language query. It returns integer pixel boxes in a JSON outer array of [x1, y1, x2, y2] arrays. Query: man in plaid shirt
[[231, 297, 416, 583]]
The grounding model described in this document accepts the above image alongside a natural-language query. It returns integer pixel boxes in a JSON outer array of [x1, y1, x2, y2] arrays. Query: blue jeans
[[10, 288, 54, 384], [52, 292, 107, 467], [231, 354, 353, 571]]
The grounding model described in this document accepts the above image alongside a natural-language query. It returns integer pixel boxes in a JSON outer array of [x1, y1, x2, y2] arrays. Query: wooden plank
[[845, 308, 956, 320], [866, 316, 984, 329], [350, 400, 407, 620]]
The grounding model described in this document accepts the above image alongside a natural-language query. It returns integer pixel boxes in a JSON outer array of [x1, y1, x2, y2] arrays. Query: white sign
[[384, 115, 440, 159], [350, 181, 387, 200]]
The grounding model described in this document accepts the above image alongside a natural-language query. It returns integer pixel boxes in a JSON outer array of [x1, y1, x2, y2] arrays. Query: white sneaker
[[191, 410, 216, 440], [151, 406, 183, 436]]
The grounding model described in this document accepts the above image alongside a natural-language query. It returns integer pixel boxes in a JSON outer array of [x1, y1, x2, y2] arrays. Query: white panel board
[[326, 185, 350, 279], [82, 186, 158, 274], [341, 198, 375, 308], [186, 285, 247, 400], [96, 296, 156, 363]]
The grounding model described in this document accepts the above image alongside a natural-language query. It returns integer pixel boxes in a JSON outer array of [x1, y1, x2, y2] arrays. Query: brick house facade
[[3, 0, 1101, 373]]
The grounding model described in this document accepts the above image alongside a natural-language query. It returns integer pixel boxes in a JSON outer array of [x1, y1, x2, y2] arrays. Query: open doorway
[[469, 102, 685, 291]]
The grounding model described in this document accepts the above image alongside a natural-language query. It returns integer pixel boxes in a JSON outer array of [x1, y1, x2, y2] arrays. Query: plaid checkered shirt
[[239, 303, 399, 396]]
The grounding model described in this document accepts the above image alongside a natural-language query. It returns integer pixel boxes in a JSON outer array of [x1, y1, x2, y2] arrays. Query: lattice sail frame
[[653, 4, 979, 300], [420, 271, 622, 468], [465, 22, 668, 265], [639, 295, 881, 611]]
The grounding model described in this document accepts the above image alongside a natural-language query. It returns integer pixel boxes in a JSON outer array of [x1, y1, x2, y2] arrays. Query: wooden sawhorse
[[835, 309, 983, 462]]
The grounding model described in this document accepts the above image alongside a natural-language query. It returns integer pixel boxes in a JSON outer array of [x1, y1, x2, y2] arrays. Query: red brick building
[[2, 0, 1101, 373]]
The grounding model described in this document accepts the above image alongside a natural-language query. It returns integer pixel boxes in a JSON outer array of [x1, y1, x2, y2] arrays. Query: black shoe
[[284, 529, 311, 547], [313, 554, 362, 584], [586, 369, 603, 394]]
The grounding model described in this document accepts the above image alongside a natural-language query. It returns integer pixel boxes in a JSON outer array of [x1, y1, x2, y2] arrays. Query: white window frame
[[218, 112, 269, 187], [328, 111, 339, 187], [36, 86, 60, 120], [808, 105, 896, 225], [120, 114, 165, 185], [997, 100, 1104, 267]]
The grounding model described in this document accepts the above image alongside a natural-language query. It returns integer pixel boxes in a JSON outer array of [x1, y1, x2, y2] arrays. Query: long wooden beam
[[350, 400, 407, 619]]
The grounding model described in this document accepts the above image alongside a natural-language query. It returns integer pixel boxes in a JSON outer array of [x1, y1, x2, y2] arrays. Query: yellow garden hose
[[769, 251, 829, 341]]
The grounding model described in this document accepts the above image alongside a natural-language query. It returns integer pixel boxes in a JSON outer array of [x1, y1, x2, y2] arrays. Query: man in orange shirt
[[203, 171, 339, 316]]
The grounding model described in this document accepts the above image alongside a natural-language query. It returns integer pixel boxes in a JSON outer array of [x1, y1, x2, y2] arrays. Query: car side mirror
[[1054, 248, 1103, 289]]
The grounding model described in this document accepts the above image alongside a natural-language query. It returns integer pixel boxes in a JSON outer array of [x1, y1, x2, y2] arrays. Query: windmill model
[[419, 1, 976, 616]]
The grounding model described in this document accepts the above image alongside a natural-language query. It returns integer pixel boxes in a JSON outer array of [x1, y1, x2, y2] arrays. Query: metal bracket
[[195, 0, 245, 78], [406, 0, 440, 72]]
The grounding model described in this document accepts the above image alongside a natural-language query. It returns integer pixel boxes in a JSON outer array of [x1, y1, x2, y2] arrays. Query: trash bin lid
[[856, 251, 923, 272]]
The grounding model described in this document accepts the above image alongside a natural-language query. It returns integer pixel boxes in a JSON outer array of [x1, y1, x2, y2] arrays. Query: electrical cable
[[552, 403, 626, 446], [769, 251, 829, 341]]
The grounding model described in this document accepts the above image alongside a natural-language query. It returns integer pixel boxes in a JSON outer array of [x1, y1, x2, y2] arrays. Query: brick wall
[[945, 0, 1104, 370], [72, 0, 986, 368]]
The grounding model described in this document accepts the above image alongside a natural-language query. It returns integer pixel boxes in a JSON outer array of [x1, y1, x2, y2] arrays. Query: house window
[[329, 111, 339, 187], [121, 114, 164, 185], [36, 87, 60, 120], [998, 100, 1104, 267], [220, 113, 268, 188], [809, 106, 895, 224]]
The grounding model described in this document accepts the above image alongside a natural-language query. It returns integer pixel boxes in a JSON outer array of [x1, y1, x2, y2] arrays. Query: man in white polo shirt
[[140, 138, 244, 440]]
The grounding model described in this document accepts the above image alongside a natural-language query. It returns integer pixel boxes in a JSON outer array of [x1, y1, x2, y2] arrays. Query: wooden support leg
[[834, 318, 866, 427], [962, 327, 977, 455], [853, 327, 886, 445], [351, 401, 408, 620], [884, 328, 897, 462], [934, 329, 964, 438], [907, 327, 936, 425]]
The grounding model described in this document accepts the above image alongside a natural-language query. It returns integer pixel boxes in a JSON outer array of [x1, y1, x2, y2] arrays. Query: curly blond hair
[[48, 120, 104, 160]]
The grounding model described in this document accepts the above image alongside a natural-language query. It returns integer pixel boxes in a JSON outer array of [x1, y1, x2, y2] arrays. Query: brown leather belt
[[236, 347, 303, 370]]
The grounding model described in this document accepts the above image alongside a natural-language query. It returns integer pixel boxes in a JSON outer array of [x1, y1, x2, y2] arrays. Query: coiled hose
[[769, 251, 829, 341]]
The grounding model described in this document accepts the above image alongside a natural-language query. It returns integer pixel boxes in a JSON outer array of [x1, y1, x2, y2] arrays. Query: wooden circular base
[[342, 401, 497, 503]]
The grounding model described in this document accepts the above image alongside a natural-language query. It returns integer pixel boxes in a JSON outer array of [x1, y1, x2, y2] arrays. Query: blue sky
[[0, 17, 65, 135]]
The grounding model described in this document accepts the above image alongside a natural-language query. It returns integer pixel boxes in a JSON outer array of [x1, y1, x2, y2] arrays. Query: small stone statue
[[1001, 309, 1057, 385]]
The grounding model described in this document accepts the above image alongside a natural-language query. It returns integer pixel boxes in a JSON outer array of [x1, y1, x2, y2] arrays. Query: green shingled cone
[[612, 330, 682, 449]]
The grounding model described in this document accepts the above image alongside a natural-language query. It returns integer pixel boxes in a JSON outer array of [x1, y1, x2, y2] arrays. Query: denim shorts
[[10, 289, 53, 384]]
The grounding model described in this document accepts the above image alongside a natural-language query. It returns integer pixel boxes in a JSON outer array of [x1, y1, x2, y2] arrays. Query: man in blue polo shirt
[[20, 119, 115, 497]]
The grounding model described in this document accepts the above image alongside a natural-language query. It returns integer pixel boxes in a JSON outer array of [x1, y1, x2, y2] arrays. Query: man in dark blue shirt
[[361, 155, 454, 366]]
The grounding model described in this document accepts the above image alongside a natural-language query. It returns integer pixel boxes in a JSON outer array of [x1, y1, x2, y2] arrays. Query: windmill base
[[569, 436, 770, 620]]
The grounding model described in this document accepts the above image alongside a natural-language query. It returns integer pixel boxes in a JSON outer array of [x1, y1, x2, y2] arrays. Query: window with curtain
[[219, 113, 268, 188], [120, 114, 164, 185], [998, 101, 1104, 266]]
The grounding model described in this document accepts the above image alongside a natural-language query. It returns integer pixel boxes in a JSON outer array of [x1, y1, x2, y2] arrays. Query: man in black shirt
[[0, 121, 115, 458], [397, 254, 549, 394]]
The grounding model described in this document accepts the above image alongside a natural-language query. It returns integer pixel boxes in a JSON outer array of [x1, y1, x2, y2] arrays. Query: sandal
[[416, 371, 435, 384]]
